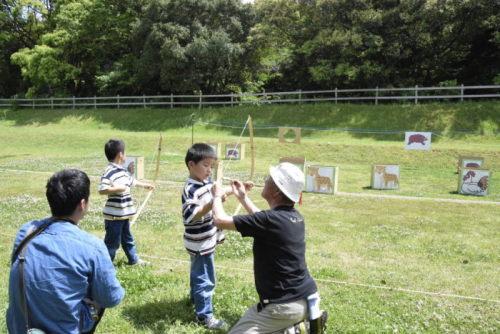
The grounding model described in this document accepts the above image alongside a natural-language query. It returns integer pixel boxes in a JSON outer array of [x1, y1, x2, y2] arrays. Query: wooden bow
[[131, 134, 162, 226]]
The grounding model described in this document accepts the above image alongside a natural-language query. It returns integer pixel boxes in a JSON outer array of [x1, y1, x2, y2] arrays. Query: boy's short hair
[[105, 139, 125, 162], [185, 143, 217, 167], [46, 169, 90, 217]]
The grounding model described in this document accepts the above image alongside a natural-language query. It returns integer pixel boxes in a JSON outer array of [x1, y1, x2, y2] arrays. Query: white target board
[[405, 132, 432, 150], [122, 156, 144, 180], [459, 169, 490, 196]]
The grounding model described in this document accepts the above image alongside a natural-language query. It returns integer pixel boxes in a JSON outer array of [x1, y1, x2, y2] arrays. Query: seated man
[[212, 162, 327, 333], [7, 169, 125, 334]]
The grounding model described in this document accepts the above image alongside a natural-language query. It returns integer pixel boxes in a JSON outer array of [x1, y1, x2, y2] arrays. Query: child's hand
[[144, 183, 155, 190]]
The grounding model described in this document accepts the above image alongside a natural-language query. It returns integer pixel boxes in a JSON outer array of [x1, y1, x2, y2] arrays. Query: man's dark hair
[[185, 143, 217, 167], [105, 139, 125, 162], [46, 169, 90, 217]]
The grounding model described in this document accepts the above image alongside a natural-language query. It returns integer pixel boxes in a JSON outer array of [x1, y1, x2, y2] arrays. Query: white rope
[[336, 191, 500, 206], [1, 233, 497, 304], [141, 254, 500, 304], [313, 278, 500, 303]]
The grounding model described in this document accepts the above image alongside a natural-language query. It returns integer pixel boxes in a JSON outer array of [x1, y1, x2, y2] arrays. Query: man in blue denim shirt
[[7, 169, 125, 334]]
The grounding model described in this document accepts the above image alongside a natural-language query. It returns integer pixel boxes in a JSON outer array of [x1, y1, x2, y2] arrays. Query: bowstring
[[220, 117, 250, 180]]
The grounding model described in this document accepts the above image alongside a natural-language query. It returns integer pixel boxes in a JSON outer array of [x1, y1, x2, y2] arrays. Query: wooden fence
[[1, 85, 499, 109]]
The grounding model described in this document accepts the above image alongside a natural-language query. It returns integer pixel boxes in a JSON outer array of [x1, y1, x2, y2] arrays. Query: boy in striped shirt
[[182, 143, 233, 330], [99, 139, 154, 266]]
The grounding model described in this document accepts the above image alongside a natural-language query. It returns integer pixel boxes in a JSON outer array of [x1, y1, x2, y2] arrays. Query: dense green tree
[[1, 0, 498, 97], [131, 0, 255, 94], [10, 0, 142, 96], [0, 0, 54, 96], [252, 0, 500, 90]]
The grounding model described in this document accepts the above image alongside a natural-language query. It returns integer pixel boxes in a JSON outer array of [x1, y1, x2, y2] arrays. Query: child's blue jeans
[[190, 252, 216, 320], [104, 219, 139, 264]]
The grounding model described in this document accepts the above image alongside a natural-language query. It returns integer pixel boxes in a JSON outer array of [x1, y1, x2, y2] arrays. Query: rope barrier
[[195, 120, 499, 136], [1, 225, 497, 303], [140, 254, 500, 304]]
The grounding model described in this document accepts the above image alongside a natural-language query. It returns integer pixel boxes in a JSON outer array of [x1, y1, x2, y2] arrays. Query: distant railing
[[1, 85, 499, 109]]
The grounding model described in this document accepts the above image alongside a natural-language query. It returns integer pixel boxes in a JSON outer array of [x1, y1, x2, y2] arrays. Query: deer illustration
[[374, 166, 399, 188], [308, 166, 332, 192]]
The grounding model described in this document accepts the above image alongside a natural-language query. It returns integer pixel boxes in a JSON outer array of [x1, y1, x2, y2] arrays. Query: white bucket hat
[[269, 162, 304, 203]]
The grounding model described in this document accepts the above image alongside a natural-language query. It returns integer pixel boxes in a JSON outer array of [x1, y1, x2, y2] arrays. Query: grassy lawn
[[0, 102, 499, 333]]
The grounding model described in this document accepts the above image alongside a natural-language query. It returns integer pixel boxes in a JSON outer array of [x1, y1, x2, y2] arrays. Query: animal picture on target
[[225, 143, 245, 160], [305, 165, 338, 194], [459, 156, 484, 169], [372, 165, 400, 190], [459, 168, 490, 196], [405, 132, 432, 150]]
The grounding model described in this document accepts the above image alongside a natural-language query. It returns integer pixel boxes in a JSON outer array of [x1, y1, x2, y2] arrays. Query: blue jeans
[[190, 253, 216, 320], [104, 219, 139, 264]]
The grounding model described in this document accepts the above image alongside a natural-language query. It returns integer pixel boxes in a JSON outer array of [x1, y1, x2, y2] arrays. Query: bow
[[131, 134, 162, 226]]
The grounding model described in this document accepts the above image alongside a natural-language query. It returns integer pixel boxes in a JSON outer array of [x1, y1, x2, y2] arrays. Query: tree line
[[1, 0, 498, 98]]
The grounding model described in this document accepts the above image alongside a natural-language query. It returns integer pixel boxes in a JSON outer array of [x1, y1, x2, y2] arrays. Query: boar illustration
[[407, 134, 428, 145]]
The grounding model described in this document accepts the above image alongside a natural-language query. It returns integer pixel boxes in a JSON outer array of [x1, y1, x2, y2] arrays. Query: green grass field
[[0, 102, 499, 333]]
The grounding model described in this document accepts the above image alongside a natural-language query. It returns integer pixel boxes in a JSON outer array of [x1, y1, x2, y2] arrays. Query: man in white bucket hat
[[212, 162, 327, 333]]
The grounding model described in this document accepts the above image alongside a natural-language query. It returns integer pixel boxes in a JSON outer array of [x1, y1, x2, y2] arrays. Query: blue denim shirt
[[7, 218, 125, 334]]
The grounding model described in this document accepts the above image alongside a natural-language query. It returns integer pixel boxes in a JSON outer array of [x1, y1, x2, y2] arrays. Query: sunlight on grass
[[0, 102, 498, 332]]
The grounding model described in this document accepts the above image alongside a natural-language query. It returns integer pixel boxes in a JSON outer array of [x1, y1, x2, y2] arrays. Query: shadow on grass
[[122, 296, 242, 333], [3, 101, 499, 142], [122, 297, 196, 333]]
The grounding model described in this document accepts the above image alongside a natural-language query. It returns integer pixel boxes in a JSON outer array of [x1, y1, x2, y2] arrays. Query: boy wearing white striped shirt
[[99, 139, 154, 266], [182, 143, 234, 330]]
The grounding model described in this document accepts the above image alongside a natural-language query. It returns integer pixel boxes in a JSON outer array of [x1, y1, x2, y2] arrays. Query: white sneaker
[[129, 259, 150, 266], [197, 316, 227, 330]]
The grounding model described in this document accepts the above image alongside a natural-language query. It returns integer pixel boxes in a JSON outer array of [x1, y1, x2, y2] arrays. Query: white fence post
[[170, 93, 173, 109], [94, 96, 97, 109], [199, 91, 202, 109], [414, 85, 418, 105], [460, 84, 464, 102], [335, 88, 338, 104], [143, 94, 146, 109], [117, 95, 120, 109], [375, 86, 379, 105], [231, 93, 234, 107], [32, 98, 34, 110], [72, 96, 75, 109], [50, 97, 53, 109]]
